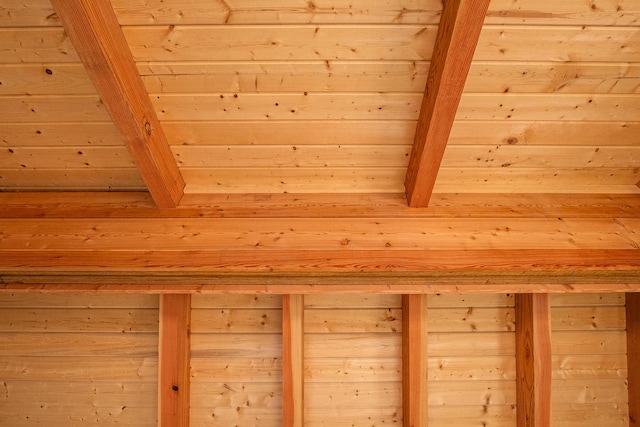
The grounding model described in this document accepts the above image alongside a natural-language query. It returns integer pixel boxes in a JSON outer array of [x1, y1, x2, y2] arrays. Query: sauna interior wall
[[0, 292, 629, 426]]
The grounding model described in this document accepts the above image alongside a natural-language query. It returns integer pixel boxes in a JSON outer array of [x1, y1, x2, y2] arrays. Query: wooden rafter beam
[[404, 0, 490, 207], [402, 294, 428, 427], [159, 294, 191, 427], [49, 0, 184, 208], [283, 295, 305, 427], [627, 293, 640, 426], [515, 294, 552, 427]]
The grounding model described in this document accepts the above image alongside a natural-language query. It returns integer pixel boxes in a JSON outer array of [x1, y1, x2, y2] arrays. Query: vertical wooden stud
[[159, 294, 191, 427], [402, 294, 428, 427], [515, 293, 552, 427], [283, 294, 304, 427], [627, 293, 640, 426]]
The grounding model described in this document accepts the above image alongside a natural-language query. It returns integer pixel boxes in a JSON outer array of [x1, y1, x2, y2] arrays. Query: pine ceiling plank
[[404, 0, 489, 207], [49, 0, 185, 208]]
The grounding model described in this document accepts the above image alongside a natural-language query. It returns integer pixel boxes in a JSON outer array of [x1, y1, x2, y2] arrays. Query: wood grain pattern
[[49, 0, 185, 207], [402, 294, 428, 427], [283, 295, 304, 427], [159, 294, 191, 427], [405, 0, 490, 206], [627, 293, 640, 426], [515, 294, 552, 427]]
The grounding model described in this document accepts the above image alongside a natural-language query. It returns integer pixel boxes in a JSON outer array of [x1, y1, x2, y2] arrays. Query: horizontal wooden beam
[[49, 0, 184, 207], [0, 192, 639, 219]]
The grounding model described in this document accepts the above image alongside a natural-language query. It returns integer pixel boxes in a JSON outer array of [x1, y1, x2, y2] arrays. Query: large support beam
[[49, 0, 185, 208], [627, 293, 640, 426], [283, 295, 305, 427], [159, 294, 191, 427], [404, 0, 490, 207], [402, 294, 428, 427], [515, 294, 552, 427]]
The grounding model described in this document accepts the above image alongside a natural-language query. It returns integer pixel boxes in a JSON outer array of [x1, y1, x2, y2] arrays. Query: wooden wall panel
[[304, 294, 402, 425], [428, 293, 516, 427], [549, 293, 630, 426], [190, 295, 283, 427], [0, 293, 159, 426]]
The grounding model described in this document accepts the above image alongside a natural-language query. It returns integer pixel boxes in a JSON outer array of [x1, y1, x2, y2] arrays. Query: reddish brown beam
[[159, 294, 191, 427], [627, 293, 640, 426], [283, 295, 304, 427], [405, 0, 490, 207], [402, 294, 428, 427], [515, 294, 552, 427], [49, 0, 184, 208]]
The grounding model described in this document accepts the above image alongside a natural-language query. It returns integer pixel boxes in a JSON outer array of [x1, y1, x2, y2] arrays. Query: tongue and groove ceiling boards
[[1, 0, 639, 199]]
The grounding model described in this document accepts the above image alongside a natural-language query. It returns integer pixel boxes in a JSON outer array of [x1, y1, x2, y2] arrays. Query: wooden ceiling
[[0, 0, 639, 289]]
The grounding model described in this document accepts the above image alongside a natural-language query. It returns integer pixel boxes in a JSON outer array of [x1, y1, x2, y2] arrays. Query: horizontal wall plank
[[0, 63, 96, 96], [551, 403, 629, 427], [191, 308, 282, 333], [552, 331, 627, 355], [428, 293, 513, 308], [305, 357, 401, 382], [552, 354, 627, 379], [190, 407, 281, 427], [428, 405, 516, 427], [191, 333, 282, 358], [191, 294, 282, 309], [1, 381, 157, 407], [429, 332, 515, 357], [551, 306, 626, 331], [0, 356, 158, 381], [304, 294, 401, 309], [428, 307, 515, 332], [305, 308, 401, 333], [190, 382, 282, 408], [305, 382, 401, 408], [428, 356, 516, 381], [0, 406, 157, 426], [0, 293, 158, 308], [0, 333, 158, 357], [304, 406, 402, 427], [3, 0, 639, 26], [429, 380, 516, 406], [305, 333, 401, 358], [553, 378, 629, 404], [550, 293, 625, 307], [0, 308, 158, 332], [191, 357, 281, 382]]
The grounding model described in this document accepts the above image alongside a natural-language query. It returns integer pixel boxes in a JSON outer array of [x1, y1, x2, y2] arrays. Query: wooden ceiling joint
[[405, 0, 490, 207], [49, 0, 185, 208]]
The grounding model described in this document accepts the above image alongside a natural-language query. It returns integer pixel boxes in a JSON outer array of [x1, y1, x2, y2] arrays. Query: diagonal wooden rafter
[[405, 0, 490, 207], [49, 0, 185, 208]]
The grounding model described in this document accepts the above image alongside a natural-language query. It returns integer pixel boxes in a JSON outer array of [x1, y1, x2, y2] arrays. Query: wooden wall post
[[283, 294, 304, 427], [402, 294, 428, 427], [627, 293, 640, 426], [515, 293, 552, 427], [159, 294, 191, 427]]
